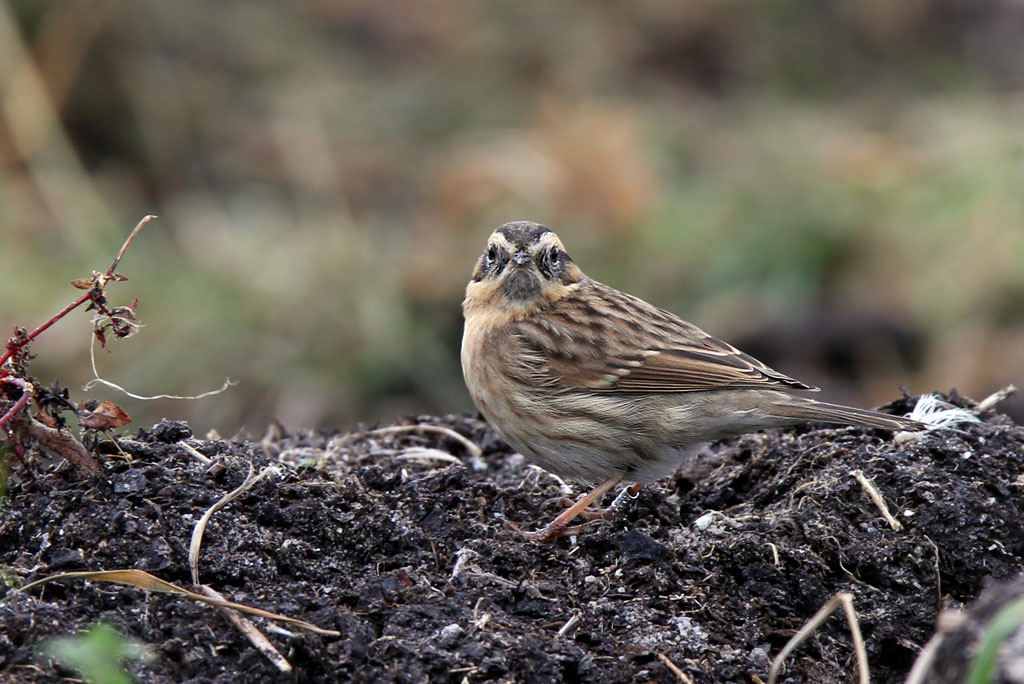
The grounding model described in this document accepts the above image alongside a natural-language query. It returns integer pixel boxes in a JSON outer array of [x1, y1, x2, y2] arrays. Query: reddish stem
[[1, 292, 92, 370], [0, 215, 154, 371], [0, 376, 32, 430]]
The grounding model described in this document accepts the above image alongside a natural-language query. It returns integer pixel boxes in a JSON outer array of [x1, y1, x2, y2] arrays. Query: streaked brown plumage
[[461, 221, 923, 541]]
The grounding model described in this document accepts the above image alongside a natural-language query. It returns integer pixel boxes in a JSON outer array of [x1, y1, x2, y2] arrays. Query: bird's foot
[[505, 518, 590, 543], [555, 498, 613, 520]]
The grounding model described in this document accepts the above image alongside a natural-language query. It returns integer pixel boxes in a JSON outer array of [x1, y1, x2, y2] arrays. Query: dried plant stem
[[198, 584, 292, 674], [22, 569, 339, 636], [767, 592, 869, 684], [852, 469, 903, 531], [657, 653, 695, 684], [337, 424, 483, 460], [556, 614, 580, 638], [189, 465, 276, 584], [107, 214, 152, 275], [187, 465, 294, 672], [903, 629, 947, 684], [977, 385, 1017, 413], [7, 410, 99, 472], [176, 441, 213, 465]]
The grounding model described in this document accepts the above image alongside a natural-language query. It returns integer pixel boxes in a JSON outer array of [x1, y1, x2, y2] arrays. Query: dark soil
[[2, 389, 1023, 683]]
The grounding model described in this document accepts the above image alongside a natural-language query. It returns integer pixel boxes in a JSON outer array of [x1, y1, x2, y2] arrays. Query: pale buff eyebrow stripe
[[531, 231, 563, 252], [488, 232, 517, 252]]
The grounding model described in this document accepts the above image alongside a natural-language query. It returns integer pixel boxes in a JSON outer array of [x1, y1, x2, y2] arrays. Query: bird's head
[[464, 221, 584, 318]]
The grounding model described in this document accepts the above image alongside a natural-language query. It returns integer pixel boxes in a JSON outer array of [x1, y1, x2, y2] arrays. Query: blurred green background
[[2, 0, 1022, 435]]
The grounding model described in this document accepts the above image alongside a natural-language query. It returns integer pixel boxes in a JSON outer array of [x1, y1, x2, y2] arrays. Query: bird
[[461, 221, 924, 542]]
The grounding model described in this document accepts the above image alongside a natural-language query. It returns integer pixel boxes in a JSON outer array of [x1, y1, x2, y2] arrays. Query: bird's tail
[[773, 398, 925, 432]]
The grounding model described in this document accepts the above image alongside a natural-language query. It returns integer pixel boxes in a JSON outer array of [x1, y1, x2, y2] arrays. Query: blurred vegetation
[[39, 623, 149, 684], [1, 0, 1022, 434]]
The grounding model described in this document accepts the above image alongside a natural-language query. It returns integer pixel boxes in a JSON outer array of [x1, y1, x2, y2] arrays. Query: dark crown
[[496, 221, 551, 247]]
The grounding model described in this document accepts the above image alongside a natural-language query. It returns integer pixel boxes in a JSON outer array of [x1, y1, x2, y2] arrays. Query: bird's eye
[[486, 245, 498, 265], [548, 248, 560, 265]]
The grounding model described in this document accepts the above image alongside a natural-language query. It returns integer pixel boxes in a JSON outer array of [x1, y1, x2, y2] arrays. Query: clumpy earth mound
[[1, 390, 1022, 683]]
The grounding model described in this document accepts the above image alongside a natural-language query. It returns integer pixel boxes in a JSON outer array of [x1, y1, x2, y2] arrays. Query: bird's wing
[[517, 280, 816, 393]]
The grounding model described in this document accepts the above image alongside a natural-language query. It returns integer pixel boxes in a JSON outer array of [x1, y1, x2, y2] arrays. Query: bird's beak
[[512, 249, 532, 266]]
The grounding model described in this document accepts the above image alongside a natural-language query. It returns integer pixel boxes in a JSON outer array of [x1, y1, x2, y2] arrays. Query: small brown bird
[[461, 221, 923, 542]]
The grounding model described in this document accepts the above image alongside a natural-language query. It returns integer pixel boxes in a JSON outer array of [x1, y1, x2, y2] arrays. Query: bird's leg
[[553, 490, 607, 519], [520, 475, 623, 542], [608, 482, 645, 512], [557, 481, 646, 520]]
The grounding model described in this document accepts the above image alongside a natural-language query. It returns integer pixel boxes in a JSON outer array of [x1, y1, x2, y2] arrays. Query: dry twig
[[556, 614, 580, 638], [767, 592, 869, 684], [336, 424, 483, 461], [852, 469, 902, 531], [189, 465, 276, 584], [176, 441, 213, 465], [187, 464, 301, 672], [657, 653, 695, 684], [977, 385, 1017, 413], [198, 584, 292, 674]]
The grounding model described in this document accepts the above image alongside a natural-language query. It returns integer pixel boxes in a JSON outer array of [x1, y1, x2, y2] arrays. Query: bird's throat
[[500, 269, 541, 301]]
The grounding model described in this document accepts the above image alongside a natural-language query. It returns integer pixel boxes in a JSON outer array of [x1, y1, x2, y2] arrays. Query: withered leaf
[[70, 277, 94, 290], [78, 400, 132, 430]]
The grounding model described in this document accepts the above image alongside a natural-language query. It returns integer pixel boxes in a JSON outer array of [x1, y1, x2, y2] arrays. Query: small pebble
[[694, 512, 716, 530], [113, 468, 147, 494], [749, 644, 771, 671], [438, 623, 464, 646]]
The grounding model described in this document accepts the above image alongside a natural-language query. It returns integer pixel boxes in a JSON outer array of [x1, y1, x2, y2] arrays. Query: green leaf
[[40, 623, 150, 684]]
